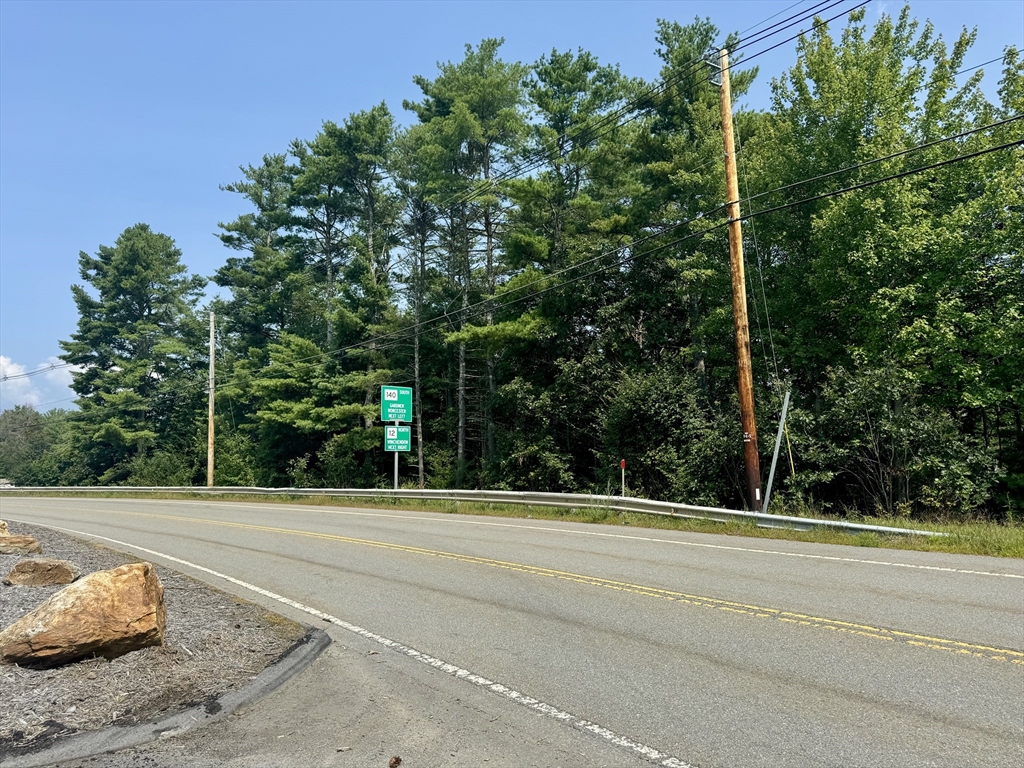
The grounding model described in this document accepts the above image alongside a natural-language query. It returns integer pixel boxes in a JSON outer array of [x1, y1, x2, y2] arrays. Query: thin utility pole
[[717, 48, 762, 511], [207, 311, 215, 488]]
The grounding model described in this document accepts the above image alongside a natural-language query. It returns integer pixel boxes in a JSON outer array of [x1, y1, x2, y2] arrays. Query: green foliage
[[495, 378, 576, 491], [789, 361, 1002, 518], [212, 426, 260, 487], [600, 363, 738, 505], [0, 406, 47, 484], [317, 428, 382, 488], [123, 450, 196, 487], [57, 224, 207, 483], [743, 7, 1023, 519]]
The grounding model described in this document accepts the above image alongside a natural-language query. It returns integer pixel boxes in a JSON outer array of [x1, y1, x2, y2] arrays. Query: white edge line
[[12, 520, 697, 768], [46, 498, 1024, 580]]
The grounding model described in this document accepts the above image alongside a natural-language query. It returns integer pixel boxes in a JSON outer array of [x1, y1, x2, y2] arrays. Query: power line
[[299, 0, 868, 287], [0, 362, 77, 383], [741, 139, 1021, 221], [10, 110, 1016, 428], [257, 0, 870, 307], [738, 0, 821, 37], [737, 131, 782, 386], [743, 115, 1022, 207]]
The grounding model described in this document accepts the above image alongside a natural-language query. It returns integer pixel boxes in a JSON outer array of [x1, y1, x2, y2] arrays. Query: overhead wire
[[0, 362, 77, 383], [728, 51, 1021, 397], [263, 0, 871, 299], [150, 12, 1015, 292], [740, 138, 1021, 221], [737, 0, 821, 36], [267, 0, 874, 351], [743, 114, 1022, 207]]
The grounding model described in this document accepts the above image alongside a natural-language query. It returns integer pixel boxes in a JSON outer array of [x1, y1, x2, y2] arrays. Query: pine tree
[[59, 224, 207, 483]]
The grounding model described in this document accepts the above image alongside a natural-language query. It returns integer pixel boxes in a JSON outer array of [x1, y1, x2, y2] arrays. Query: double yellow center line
[[75, 507, 1024, 665]]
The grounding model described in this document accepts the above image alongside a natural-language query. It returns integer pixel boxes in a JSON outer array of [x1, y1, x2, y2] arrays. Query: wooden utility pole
[[207, 311, 215, 488], [717, 48, 762, 512]]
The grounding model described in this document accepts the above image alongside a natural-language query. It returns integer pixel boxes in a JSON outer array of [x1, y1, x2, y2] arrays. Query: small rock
[[389, 757, 402, 768], [0, 535, 42, 555], [0, 519, 10, 535], [5, 557, 81, 586]]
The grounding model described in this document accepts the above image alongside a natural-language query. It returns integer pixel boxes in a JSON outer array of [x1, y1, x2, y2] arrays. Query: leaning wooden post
[[718, 48, 762, 511]]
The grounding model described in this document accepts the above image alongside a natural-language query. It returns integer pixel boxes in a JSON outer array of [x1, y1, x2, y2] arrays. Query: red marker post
[[620, 459, 626, 497]]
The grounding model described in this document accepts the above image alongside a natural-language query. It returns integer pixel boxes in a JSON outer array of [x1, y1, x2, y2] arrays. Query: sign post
[[620, 459, 626, 497], [382, 387, 413, 490]]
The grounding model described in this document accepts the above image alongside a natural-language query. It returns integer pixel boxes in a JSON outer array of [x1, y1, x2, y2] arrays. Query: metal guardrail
[[0, 485, 947, 537]]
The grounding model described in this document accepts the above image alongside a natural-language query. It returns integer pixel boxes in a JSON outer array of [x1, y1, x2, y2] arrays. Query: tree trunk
[[457, 336, 467, 487], [483, 148, 497, 474], [456, 213, 470, 489], [486, 356, 497, 471], [689, 294, 706, 392], [415, 239, 426, 488], [325, 256, 334, 350]]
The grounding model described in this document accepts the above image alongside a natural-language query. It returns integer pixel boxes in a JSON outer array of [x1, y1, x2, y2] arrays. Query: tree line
[[2, 7, 1021, 520]]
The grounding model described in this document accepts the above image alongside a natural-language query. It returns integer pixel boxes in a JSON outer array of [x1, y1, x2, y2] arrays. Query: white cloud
[[0, 356, 41, 409], [41, 356, 80, 388], [0, 356, 80, 412]]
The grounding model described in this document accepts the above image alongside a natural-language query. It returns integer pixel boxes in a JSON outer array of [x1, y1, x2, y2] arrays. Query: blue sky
[[1, 0, 1021, 411]]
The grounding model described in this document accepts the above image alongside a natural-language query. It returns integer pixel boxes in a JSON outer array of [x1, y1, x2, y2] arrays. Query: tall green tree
[[329, 104, 404, 433], [215, 154, 315, 354], [495, 46, 638, 491], [394, 127, 443, 487], [59, 224, 207, 483], [289, 129, 355, 350], [404, 38, 528, 484]]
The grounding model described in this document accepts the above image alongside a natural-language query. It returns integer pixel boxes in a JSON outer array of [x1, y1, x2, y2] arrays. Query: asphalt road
[[2, 497, 1022, 768]]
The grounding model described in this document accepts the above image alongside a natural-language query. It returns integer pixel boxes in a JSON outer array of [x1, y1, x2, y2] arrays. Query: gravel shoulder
[[0, 521, 307, 758]]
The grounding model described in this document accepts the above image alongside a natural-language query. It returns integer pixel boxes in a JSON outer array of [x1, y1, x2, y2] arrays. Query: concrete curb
[[0, 627, 332, 768]]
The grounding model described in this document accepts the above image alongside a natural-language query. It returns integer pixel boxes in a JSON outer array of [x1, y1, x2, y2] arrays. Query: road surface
[[2, 496, 1022, 767]]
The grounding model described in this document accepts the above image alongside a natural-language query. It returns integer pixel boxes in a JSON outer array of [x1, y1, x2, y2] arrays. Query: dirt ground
[[0, 521, 307, 759]]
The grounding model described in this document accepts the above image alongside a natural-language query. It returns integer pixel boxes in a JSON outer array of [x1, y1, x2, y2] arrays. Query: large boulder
[[0, 562, 166, 667], [0, 519, 9, 534], [0, 535, 42, 555], [5, 557, 82, 586]]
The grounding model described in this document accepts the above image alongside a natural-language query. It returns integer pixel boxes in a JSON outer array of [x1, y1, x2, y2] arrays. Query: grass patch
[[4, 489, 1023, 558]]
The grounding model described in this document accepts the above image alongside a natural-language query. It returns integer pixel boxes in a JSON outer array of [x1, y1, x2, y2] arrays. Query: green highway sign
[[381, 385, 413, 423], [384, 425, 411, 452]]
